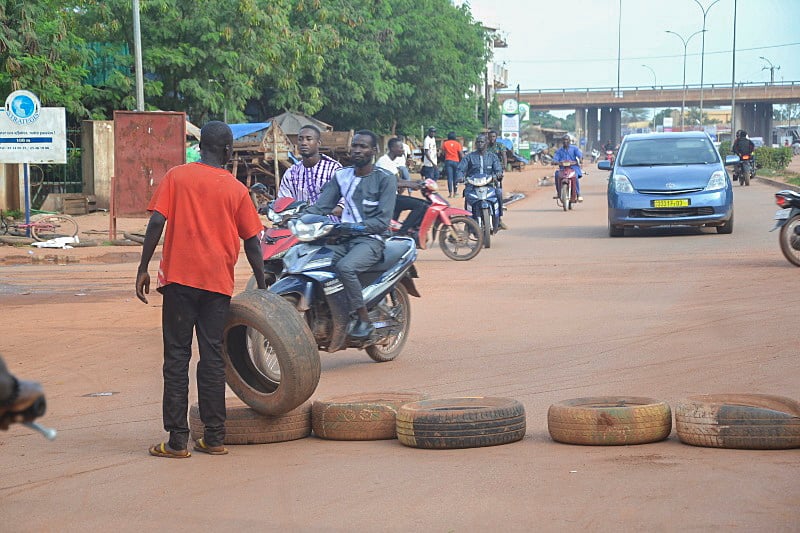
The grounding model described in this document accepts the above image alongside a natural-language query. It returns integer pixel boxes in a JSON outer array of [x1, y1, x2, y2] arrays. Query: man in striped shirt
[[279, 125, 343, 217]]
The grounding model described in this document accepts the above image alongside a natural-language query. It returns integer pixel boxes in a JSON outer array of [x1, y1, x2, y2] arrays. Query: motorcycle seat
[[364, 237, 415, 273]]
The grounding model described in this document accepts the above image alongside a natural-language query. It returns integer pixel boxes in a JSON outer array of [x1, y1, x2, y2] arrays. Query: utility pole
[[694, 0, 721, 128], [730, 0, 737, 137], [759, 56, 780, 84], [132, 0, 144, 111], [666, 29, 705, 131]]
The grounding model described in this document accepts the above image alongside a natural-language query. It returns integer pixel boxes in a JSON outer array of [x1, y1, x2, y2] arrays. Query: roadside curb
[[755, 176, 800, 193]]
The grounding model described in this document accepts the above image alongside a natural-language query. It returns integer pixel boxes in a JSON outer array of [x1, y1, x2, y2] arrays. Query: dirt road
[[1, 161, 798, 531]]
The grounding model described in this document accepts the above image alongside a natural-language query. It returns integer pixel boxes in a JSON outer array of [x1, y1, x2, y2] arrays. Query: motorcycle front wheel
[[560, 181, 570, 211], [367, 284, 411, 362], [438, 216, 483, 261], [778, 215, 800, 267], [480, 208, 492, 249]]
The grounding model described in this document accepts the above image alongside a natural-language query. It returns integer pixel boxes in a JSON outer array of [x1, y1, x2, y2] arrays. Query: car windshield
[[619, 137, 720, 166]]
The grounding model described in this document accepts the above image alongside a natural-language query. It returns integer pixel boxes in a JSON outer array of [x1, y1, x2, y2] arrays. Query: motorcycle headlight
[[288, 217, 334, 242], [467, 175, 493, 187], [705, 170, 727, 191], [612, 174, 634, 193]]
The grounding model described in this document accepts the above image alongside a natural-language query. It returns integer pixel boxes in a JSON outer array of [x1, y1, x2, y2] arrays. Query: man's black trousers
[[161, 283, 230, 450]]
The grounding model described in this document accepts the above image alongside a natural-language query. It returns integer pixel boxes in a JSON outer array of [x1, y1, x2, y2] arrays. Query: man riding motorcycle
[[552, 134, 584, 202], [731, 129, 755, 181], [457, 133, 506, 230]]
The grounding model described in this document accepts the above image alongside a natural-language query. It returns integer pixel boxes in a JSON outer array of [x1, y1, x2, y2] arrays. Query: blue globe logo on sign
[[5, 90, 41, 125]]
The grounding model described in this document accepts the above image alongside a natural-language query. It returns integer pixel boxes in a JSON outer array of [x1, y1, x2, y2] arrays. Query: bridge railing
[[497, 81, 800, 95]]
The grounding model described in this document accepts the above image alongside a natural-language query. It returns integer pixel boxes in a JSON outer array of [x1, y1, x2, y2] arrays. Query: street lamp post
[[642, 64, 658, 130], [666, 29, 705, 130], [693, 0, 721, 128], [759, 56, 780, 84]]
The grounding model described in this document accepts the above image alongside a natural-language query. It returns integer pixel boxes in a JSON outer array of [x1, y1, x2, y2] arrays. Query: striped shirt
[[278, 154, 342, 204]]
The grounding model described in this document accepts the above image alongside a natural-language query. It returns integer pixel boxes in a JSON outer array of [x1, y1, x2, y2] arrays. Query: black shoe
[[348, 319, 374, 339]]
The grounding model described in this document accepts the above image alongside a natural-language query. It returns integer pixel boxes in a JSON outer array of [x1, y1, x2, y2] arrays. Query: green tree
[[622, 108, 649, 123], [0, 1, 93, 117]]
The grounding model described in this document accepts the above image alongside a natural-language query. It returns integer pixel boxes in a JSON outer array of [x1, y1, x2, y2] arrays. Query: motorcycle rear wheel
[[480, 208, 492, 249], [779, 215, 800, 267], [367, 284, 411, 362], [438, 216, 482, 261], [560, 181, 570, 212]]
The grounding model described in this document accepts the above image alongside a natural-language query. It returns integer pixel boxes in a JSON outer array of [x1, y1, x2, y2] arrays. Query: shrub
[[754, 146, 792, 171]]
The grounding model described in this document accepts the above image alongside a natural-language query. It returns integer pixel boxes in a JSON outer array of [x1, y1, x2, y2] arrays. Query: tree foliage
[[0, 1, 93, 116]]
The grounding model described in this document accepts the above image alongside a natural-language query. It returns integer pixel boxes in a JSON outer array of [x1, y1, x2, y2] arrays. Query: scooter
[[605, 149, 616, 165], [269, 214, 420, 362], [734, 153, 754, 186], [463, 173, 501, 249], [772, 189, 800, 266], [390, 178, 483, 261], [554, 161, 579, 211], [590, 149, 601, 164]]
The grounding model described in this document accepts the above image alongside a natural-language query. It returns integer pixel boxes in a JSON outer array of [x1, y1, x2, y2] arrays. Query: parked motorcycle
[[391, 178, 483, 261], [540, 152, 554, 165], [268, 214, 420, 363], [463, 173, 501, 249], [733, 153, 754, 186], [772, 189, 800, 266], [554, 160, 579, 211], [0, 368, 56, 440]]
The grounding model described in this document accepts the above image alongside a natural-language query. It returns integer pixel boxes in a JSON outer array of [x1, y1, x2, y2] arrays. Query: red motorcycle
[[253, 196, 305, 287], [391, 178, 483, 261], [554, 161, 579, 211], [605, 149, 615, 165]]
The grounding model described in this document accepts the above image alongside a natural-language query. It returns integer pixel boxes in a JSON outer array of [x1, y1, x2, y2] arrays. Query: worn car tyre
[[222, 289, 321, 416], [675, 394, 800, 450], [396, 397, 526, 449], [189, 400, 311, 445], [312, 392, 427, 440], [547, 396, 672, 445]]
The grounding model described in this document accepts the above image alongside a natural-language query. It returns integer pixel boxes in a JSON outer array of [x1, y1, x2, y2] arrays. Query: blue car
[[599, 131, 739, 237]]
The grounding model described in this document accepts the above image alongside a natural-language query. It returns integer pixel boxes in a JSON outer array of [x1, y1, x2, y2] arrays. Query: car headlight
[[612, 174, 634, 193], [705, 170, 727, 191], [288, 218, 333, 242]]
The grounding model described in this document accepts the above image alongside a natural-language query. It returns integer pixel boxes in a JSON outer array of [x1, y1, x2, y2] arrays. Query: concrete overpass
[[498, 81, 800, 150]]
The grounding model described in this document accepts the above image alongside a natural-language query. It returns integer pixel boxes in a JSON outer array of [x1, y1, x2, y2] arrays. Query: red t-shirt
[[147, 162, 263, 296], [441, 139, 463, 162]]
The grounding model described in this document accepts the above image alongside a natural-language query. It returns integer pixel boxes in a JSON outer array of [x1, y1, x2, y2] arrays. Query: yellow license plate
[[652, 199, 690, 208]]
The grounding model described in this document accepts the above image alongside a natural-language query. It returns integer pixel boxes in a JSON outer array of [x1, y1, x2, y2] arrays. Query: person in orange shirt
[[136, 121, 266, 459], [441, 131, 464, 197]]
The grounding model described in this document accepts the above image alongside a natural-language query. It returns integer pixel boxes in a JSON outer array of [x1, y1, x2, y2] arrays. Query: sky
[[463, 0, 799, 93]]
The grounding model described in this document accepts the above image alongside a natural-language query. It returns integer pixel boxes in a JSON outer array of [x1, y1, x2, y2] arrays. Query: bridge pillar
[[755, 102, 773, 143], [733, 103, 745, 135], [574, 107, 586, 149], [611, 108, 621, 144], [587, 107, 599, 152], [600, 107, 612, 146]]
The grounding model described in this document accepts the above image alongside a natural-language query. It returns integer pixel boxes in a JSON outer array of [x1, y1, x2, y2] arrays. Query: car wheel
[[547, 396, 672, 445], [716, 213, 734, 234], [675, 394, 800, 449]]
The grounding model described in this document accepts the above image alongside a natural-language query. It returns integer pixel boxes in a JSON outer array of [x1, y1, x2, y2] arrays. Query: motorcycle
[[733, 153, 754, 186], [267, 214, 420, 364], [554, 160, 579, 211], [254, 196, 306, 287], [463, 173, 501, 249], [390, 178, 483, 261], [590, 148, 601, 164], [605, 149, 616, 165], [0, 372, 56, 440], [772, 189, 800, 266], [540, 152, 554, 166]]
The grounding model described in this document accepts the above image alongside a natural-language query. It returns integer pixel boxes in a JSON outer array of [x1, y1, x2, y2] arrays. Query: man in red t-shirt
[[136, 121, 266, 459], [441, 131, 464, 197]]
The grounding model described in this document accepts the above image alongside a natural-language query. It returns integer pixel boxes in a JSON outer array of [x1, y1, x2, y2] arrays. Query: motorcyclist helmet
[[737, 130, 748, 138]]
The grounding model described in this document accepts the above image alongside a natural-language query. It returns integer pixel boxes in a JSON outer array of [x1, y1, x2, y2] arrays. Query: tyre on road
[[396, 397, 526, 449], [480, 208, 492, 249], [675, 393, 800, 450], [312, 392, 427, 440], [365, 285, 411, 362], [547, 396, 672, 445], [222, 289, 321, 416], [189, 401, 312, 445]]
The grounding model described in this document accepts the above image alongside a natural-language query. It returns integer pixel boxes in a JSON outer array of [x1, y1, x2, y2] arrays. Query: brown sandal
[[193, 437, 228, 455], [149, 442, 191, 459]]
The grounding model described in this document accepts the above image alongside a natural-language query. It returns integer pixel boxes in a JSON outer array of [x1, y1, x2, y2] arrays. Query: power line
[[507, 41, 800, 65]]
